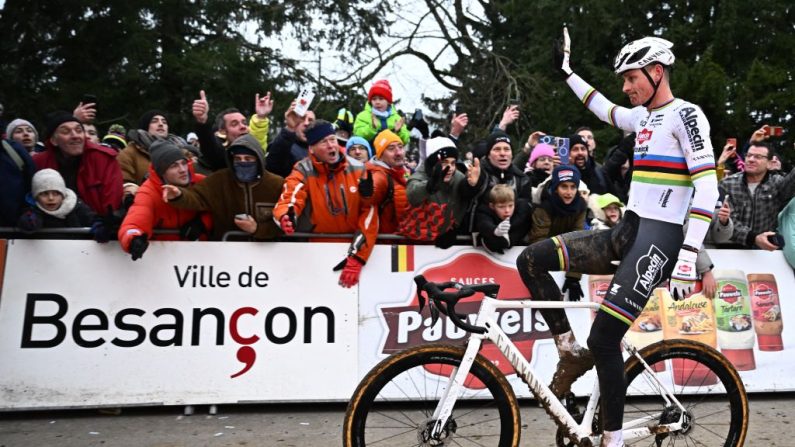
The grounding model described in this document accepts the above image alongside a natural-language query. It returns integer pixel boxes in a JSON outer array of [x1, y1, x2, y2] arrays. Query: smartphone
[[81, 94, 97, 107], [234, 214, 249, 220], [508, 97, 520, 107], [293, 88, 315, 117], [768, 126, 784, 137], [726, 138, 737, 149], [767, 233, 785, 248], [557, 137, 571, 165]]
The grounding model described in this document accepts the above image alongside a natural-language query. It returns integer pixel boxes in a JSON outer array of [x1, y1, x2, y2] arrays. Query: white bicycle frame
[[428, 296, 689, 444]]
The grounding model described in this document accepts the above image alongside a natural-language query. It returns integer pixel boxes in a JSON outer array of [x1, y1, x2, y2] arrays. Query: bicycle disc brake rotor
[[418, 418, 457, 446]]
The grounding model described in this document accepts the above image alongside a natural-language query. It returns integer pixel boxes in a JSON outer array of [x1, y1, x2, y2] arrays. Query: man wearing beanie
[[6, 118, 40, 153], [119, 140, 212, 261], [569, 133, 609, 194], [163, 134, 283, 241], [33, 111, 122, 216], [405, 136, 481, 248], [353, 79, 411, 146], [118, 109, 188, 197], [467, 130, 532, 234], [273, 119, 378, 288], [366, 130, 409, 234]]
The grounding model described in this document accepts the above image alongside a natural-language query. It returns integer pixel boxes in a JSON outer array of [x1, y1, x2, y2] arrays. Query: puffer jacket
[[170, 134, 284, 240], [366, 159, 409, 234], [273, 153, 378, 262], [353, 103, 410, 145], [118, 162, 212, 252]]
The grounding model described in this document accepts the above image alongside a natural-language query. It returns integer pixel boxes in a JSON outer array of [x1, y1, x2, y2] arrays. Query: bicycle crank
[[418, 418, 457, 446]]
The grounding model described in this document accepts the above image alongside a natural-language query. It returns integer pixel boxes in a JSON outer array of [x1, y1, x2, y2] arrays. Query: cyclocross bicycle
[[343, 275, 749, 446]]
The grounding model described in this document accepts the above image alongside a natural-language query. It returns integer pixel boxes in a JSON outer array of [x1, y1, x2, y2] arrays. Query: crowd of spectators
[[1, 78, 793, 288]]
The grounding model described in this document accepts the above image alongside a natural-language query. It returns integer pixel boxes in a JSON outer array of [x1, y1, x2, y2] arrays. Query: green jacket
[[353, 103, 410, 145], [248, 114, 270, 153]]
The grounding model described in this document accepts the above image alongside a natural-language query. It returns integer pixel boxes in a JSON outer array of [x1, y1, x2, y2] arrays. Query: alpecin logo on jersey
[[678, 106, 705, 152], [633, 245, 669, 297], [637, 128, 653, 145]]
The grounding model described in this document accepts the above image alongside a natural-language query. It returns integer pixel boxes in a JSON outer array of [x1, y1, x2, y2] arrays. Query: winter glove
[[333, 256, 365, 288], [434, 228, 458, 249], [426, 164, 449, 195], [91, 219, 110, 243], [17, 210, 43, 232], [279, 208, 296, 235], [669, 248, 699, 301], [179, 215, 206, 241], [562, 277, 584, 301], [553, 26, 573, 78], [129, 234, 149, 261], [358, 171, 374, 199], [122, 193, 135, 210], [494, 219, 511, 238], [99, 205, 123, 235]]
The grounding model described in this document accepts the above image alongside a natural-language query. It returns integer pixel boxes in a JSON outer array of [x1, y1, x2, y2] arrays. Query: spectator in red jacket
[[118, 141, 212, 261], [33, 111, 123, 216]]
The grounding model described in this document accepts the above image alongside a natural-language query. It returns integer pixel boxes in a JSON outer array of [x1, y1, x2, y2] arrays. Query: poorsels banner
[[0, 240, 358, 410], [359, 246, 795, 397]]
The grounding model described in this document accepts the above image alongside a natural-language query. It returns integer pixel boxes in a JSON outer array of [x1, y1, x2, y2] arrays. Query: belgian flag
[[391, 245, 414, 272]]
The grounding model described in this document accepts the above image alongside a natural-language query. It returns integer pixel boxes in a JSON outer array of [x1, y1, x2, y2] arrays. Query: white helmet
[[613, 37, 675, 75]]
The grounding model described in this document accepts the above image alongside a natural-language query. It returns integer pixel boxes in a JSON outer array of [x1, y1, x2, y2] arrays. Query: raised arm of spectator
[[249, 91, 273, 151], [192, 90, 226, 171], [265, 102, 301, 177], [495, 105, 519, 132]]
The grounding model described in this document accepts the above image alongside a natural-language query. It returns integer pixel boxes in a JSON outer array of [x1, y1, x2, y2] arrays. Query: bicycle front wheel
[[343, 344, 521, 447], [622, 339, 749, 446]]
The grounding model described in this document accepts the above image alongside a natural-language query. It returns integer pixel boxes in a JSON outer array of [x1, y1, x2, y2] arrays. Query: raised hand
[[73, 102, 97, 123], [192, 90, 209, 124], [255, 91, 274, 118]]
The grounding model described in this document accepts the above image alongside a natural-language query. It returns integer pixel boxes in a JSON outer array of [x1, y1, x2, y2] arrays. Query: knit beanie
[[424, 137, 459, 175], [569, 134, 588, 149], [44, 111, 81, 139], [305, 120, 336, 146], [6, 119, 39, 142], [32, 168, 69, 198], [346, 136, 373, 159], [486, 131, 512, 151], [548, 165, 581, 193], [102, 123, 128, 151], [150, 140, 187, 178], [374, 129, 403, 159], [138, 109, 168, 132], [529, 143, 556, 167], [368, 79, 393, 104]]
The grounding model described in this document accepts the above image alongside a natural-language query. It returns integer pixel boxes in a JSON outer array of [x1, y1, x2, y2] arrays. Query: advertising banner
[[359, 245, 795, 397], [0, 240, 358, 410]]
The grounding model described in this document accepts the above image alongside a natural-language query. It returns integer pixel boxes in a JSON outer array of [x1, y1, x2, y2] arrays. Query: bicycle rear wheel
[[622, 339, 748, 446], [343, 344, 521, 447]]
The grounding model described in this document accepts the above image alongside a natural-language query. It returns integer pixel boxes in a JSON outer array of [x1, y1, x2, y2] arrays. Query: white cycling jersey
[[566, 74, 719, 249]]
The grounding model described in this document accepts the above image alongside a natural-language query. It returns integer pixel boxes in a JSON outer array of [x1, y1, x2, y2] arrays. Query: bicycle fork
[[428, 336, 483, 439]]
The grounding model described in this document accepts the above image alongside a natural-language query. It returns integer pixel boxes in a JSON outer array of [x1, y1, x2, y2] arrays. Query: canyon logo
[[377, 252, 552, 389]]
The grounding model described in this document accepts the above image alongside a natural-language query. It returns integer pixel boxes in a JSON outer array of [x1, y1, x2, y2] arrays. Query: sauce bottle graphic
[[747, 273, 784, 351], [661, 289, 718, 386], [713, 270, 756, 370]]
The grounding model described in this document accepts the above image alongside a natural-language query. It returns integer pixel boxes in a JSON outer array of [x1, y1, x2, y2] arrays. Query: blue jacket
[[0, 139, 36, 226]]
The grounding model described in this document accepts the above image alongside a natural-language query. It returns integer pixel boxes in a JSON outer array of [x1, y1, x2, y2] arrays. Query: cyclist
[[516, 29, 719, 446]]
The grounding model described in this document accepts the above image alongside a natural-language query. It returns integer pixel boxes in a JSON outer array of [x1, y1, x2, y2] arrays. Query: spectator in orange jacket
[[367, 130, 409, 234], [273, 120, 378, 288], [118, 141, 212, 261]]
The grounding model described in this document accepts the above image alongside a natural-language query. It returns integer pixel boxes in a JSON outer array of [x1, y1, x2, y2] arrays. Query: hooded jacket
[[353, 103, 411, 145], [366, 159, 409, 234], [118, 162, 212, 252], [273, 153, 378, 262], [33, 140, 123, 215], [1, 139, 36, 226], [169, 134, 284, 240]]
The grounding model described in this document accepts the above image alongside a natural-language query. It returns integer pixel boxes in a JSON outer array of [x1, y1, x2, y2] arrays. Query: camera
[[767, 233, 785, 248]]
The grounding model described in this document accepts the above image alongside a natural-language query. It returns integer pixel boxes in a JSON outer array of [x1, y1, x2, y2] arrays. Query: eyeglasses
[[746, 153, 769, 160], [579, 134, 594, 140], [536, 156, 554, 162]]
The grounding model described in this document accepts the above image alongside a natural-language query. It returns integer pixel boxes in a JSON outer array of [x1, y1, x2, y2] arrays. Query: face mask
[[233, 161, 259, 182]]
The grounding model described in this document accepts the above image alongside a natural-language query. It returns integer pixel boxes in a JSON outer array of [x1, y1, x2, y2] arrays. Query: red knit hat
[[368, 79, 393, 104]]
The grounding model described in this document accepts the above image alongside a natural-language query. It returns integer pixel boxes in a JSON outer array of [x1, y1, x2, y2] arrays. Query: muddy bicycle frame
[[428, 296, 689, 445]]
